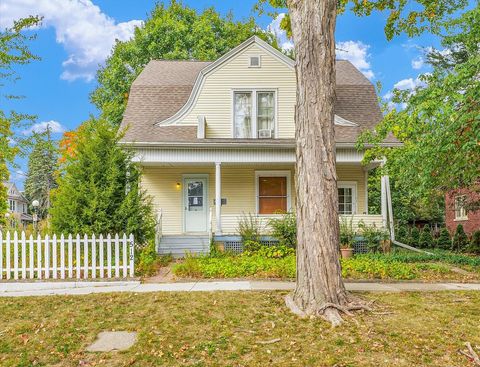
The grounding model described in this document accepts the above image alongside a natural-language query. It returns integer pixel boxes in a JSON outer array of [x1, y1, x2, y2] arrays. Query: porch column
[[381, 175, 387, 228], [215, 162, 222, 235]]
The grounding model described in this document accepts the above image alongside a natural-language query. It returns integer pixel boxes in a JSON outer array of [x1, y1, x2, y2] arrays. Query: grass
[[0, 291, 479, 366], [172, 251, 480, 281]]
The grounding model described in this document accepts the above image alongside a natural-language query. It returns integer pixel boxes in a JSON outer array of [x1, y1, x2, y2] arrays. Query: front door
[[184, 177, 208, 233]]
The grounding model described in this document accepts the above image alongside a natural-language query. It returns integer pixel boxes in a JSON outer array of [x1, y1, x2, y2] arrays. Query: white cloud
[[23, 120, 66, 135], [0, 0, 142, 82], [267, 13, 294, 52], [411, 57, 424, 70], [393, 77, 424, 91], [336, 41, 374, 80]]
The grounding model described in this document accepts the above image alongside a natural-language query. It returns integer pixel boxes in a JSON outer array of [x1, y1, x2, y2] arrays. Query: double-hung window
[[256, 171, 290, 215], [233, 90, 275, 138], [9, 199, 16, 212], [338, 182, 357, 215]]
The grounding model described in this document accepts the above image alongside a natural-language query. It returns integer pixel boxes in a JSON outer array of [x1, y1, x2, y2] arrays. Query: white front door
[[184, 177, 208, 233]]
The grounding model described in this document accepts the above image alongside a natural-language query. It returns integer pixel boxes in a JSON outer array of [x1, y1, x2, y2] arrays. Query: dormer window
[[249, 55, 261, 68], [233, 90, 276, 139]]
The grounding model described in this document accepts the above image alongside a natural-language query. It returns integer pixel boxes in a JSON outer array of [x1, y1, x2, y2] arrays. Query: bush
[[436, 227, 452, 249], [409, 226, 420, 246], [254, 244, 295, 259], [339, 216, 356, 248], [237, 213, 263, 243], [358, 221, 389, 253], [396, 225, 409, 243], [268, 212, 296, 248], [243, 240, 262, 253], [468, 230, 480, 254], [419, 225, 434, 248], [452, 224, 469, 252], [136, 242, 172, 276]]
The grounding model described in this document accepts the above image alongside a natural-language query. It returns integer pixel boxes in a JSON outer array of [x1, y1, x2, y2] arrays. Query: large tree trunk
[[286, 0, 367, 326]]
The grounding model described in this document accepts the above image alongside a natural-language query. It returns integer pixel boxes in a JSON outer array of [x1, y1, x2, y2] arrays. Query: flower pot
[[340, 248, 354, 259]]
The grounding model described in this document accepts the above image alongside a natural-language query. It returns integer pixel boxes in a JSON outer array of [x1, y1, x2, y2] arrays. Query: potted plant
[[339, 217, 355, 258]]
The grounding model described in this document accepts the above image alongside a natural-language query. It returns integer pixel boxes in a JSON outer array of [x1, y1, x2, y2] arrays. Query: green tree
[[0, 16, 41, 224], [24, 128, 58, 219], [367, 168, 444, 224], [409, 227, 420, 247], [50, 119, 155, 245], [419, 224, 434, 249], [91, 0, 276, 126], [468, 230, 480, 255], [395, 225, 409, 244], [436, 227, 452, 250], [451, 224, 469, 252], [257, 0, 466, 325], [359, 7, 480, 209]]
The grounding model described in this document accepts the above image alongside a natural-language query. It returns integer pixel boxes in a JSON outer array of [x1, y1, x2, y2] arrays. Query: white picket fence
[[0, 232, 135, 280]]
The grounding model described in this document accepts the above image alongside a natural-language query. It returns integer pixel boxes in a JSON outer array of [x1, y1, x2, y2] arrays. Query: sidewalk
[[1, 280, 480, 297]]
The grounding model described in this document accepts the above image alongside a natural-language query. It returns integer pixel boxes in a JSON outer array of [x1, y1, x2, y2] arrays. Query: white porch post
[[215, 162, 222, 235], [381, 175, 388, 228]]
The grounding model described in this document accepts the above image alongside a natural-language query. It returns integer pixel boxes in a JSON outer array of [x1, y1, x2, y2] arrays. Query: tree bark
[[286, 0, 366, 326]]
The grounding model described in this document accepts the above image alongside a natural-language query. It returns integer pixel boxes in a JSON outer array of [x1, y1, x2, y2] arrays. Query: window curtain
[[234, 92, 252, 138]]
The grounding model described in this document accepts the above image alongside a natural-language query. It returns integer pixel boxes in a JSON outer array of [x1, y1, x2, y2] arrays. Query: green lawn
[[1, 291, 479, 366]]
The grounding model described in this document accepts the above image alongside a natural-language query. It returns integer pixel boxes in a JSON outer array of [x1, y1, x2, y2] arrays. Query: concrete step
[[158, 235, 210, 258]]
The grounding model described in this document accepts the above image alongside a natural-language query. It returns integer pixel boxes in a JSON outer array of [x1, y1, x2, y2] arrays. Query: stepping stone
[[86, 331, 137, 352]]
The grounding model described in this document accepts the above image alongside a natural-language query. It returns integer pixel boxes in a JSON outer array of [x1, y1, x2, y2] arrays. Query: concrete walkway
[[1, 280, 480, 297]]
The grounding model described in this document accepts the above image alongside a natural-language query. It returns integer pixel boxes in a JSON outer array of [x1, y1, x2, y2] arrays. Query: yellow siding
[[177, 43, 296, 138], [142, 164, 366, 235]]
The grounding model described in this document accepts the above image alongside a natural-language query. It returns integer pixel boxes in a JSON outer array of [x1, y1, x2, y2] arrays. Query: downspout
[[383, 175, 433, 255]]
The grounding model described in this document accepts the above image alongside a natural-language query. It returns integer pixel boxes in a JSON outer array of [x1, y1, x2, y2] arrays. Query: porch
[[134, 145, 385, 254]]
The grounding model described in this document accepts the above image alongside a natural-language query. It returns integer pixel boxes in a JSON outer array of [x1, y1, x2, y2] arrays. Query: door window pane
[[234, 92, 252, 138], [188, 181, 204, 211], [257, 92, 275, 136], [258, 176, 287, 214]]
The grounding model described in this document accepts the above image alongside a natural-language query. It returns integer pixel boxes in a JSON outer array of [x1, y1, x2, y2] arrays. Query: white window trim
[[454, 195, 468, 221], [248, 54, 261, 68], [231, 89, 278, 139], [338, 181, 357, 215], [255, 170, 292, 215]]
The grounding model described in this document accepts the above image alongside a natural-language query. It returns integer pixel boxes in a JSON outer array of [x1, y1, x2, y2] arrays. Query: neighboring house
[[445, 188, 480, 235], [3, 181, 32, 227], [120, 36, 399, 255]]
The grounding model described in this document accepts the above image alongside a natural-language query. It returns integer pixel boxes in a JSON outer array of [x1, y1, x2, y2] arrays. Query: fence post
[[13, 231, 19, 280], [36, 233, 42, 279], [91, 234, 96, 279], [76, 234, 81, 279], [122, 233, 127, 278], [21, 231, 26, 279], [129, 234, 135, 277], [44, 234, 50, 279], [60, 234, 65, 279], [83, 234, 89, 279], [107, 233, 112, 278], [29, 234, 34, 279], [99, 234, 104, 279], [52, 234, 57, 279], [114, 233, 120, 278], [6, 232, 10, 280], [68, 234, 73, 279]]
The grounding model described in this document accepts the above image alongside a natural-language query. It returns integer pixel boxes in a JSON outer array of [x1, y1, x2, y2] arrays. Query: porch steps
[[158, 235, 210, 258]]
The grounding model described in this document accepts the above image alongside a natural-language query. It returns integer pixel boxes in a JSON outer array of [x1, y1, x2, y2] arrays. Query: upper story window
[[249, 55, 261, 67], [454, 195, 468, 220], [9, 199, 16, 212], [233, 90, 276, 139]]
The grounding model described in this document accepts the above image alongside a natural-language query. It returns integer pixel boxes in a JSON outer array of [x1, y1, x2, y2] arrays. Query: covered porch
[[134, 145, 385, 254]]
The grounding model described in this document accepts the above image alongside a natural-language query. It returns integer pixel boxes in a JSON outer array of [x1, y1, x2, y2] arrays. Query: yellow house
[[120, 36, 399, 256]]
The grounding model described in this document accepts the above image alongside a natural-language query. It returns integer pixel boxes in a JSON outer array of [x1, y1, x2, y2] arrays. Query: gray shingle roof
[[120, 59, 396, 145]]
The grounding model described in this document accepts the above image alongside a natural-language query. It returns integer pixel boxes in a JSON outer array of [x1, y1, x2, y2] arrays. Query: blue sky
[[1, 0, 446, 187]]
